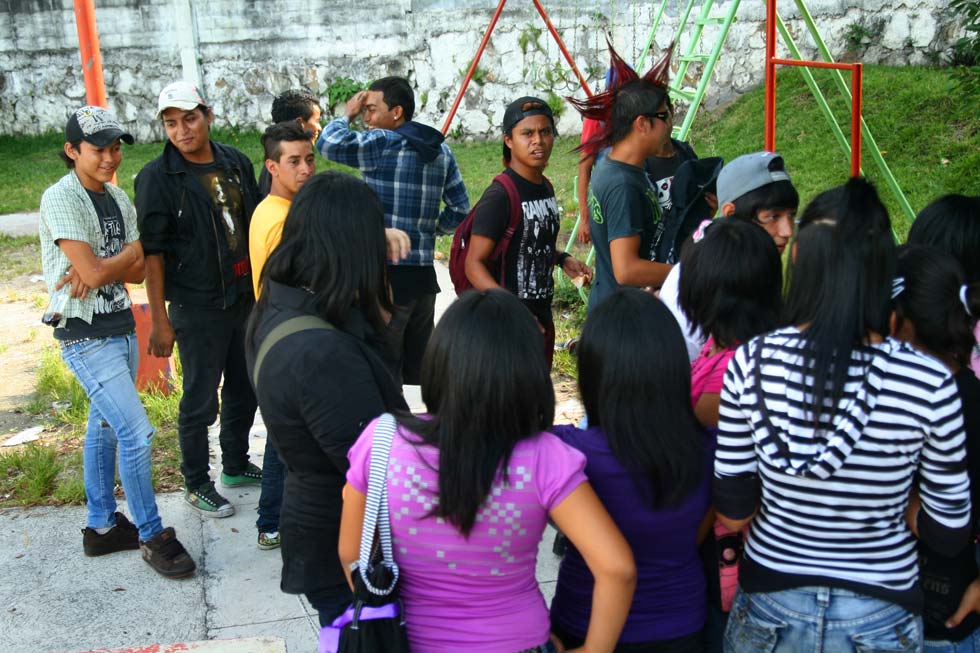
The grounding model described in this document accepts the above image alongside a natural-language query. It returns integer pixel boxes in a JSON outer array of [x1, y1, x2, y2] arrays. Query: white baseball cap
[[157, 81, 208, 118]]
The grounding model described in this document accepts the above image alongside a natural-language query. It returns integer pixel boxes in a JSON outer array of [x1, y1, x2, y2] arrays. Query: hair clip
[[691, 219, 713, 243], [891, 276, 905, 300], [960, 284, 973, 317]]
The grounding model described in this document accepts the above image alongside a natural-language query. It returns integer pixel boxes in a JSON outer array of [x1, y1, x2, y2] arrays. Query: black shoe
[[82, 512, 140, 557], [140, 527, 197, 579]]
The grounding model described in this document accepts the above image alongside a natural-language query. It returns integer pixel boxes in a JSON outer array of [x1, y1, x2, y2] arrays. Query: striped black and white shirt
[[714, 328, 972, 612]]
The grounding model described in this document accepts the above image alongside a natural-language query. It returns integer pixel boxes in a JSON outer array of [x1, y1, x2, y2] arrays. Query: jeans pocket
[[725, 593, 786, 653], [852, 610, 922, 653]]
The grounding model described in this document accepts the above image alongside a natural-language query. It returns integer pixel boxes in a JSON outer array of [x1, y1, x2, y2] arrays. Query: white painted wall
[[0, 0, 962, 141]]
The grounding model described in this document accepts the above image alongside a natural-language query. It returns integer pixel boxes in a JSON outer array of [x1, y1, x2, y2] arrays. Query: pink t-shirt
[[347, 418, 588, 653], [971, 324, 980, 379], [690, 338, 736, 407]]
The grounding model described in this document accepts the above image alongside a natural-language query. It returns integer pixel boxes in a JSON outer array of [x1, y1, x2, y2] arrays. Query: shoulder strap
[[493, 172, 524, 287], [252, 315, 333, 388], [358, 412, 400, 595]]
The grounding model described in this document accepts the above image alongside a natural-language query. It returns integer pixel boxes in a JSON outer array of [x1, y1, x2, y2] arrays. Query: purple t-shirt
[[550, 425, 710, 643], [347, 418, 588, 653]]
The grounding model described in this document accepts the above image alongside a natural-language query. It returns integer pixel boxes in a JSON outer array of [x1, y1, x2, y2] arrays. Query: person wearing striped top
[[714, 179, 972, 653]]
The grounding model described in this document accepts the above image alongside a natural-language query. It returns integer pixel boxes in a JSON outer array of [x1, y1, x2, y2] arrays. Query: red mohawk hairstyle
[[568, 37, 673, 157]]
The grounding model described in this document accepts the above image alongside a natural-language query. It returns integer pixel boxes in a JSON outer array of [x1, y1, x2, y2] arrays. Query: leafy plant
[[546, 90, 567, 120], [325, 77, 364, 108], [949, 0, 980, 98], [519, 25, 543, 55]]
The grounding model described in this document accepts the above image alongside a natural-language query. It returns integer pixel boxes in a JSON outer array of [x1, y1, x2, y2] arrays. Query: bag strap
[[492, 171, 525, 287], [252, 315, 333, 387], [358, 412, 400, 595]]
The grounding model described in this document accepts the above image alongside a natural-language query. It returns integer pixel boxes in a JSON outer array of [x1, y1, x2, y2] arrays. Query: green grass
[[1, 344, 185, 506], [0, 233, 42, 281]]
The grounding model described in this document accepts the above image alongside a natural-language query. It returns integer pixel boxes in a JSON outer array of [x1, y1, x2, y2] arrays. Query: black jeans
[[552, 624, 704, 653], [386, 292, 436, 386], [169, 299, 257, 490]]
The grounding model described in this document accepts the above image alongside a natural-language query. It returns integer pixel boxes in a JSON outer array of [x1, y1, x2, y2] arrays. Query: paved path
[[0, 212, 40, 237], [0, 254, 569, 653]]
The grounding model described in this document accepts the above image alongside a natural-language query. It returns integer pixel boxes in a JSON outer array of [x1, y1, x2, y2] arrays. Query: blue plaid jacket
[[318, 117, 470, 266]]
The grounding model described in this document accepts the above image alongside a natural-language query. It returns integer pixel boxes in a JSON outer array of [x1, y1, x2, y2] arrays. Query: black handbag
[[319, 413, 411, 653]]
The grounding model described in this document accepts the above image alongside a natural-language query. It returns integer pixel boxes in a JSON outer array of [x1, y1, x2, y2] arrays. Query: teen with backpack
[[453, 96, 590, 368]]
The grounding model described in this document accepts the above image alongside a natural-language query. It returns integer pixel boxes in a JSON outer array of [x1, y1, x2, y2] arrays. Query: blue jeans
[[925, 628, 980, 652], [255, 435, 284, 532], [61, 333, 163, 541], [724, 586, 923, 653]]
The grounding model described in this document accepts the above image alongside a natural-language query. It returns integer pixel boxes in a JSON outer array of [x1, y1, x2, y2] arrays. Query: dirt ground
[[0, 271, 50, 439]]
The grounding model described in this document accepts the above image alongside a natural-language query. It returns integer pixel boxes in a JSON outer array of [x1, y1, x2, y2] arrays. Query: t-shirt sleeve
[[40, 188, 89, 244], [470, 181, 511, 243], [533, 432, 588, 510], [580, 118, 601, 145], [346, 417, 379, 495], [713, 343, 760, 519], [600, 182, 648, 242]]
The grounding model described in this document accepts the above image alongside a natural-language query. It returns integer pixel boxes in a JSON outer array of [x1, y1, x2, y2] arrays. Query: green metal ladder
[[558, 0, 916, 301]]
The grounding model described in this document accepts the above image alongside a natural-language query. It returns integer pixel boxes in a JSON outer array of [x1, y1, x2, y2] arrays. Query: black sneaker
[[82, 512, 140, 557], [140, 527, 196, 579]]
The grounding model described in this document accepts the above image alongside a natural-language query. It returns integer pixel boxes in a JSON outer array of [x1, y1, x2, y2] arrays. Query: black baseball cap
[[65, 105, 134, 147], [502, 96, 555, 134]]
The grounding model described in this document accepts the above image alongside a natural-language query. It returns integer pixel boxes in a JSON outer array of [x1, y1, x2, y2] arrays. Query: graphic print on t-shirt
[[516, 195, 560, 300], [86, 190, 131, 315], [196, 168, 247, 259]]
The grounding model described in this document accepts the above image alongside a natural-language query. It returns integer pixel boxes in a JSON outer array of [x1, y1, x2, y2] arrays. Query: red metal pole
[[532, 0, 594, 98], [764, 0, 777, 152], [441, 0, 509, 135], [73, 0, 108, 108], [850, 63, 863, 177]]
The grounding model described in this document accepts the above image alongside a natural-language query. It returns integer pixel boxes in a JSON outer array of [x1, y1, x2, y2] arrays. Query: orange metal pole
[[764, 0, 777, 152], [73, 0, 108, 108], [441, 0, 509, 135], [850, 63, 863, 177], [531, 0, 594, 98]]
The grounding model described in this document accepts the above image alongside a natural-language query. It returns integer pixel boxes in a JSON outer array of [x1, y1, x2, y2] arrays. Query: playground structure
[[70, 1, 915, 314], [435, 0, 914, 300]]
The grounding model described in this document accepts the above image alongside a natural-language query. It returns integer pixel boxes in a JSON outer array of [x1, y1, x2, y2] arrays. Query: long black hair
[[247, 171, 393, 348], [895, 245, 979, 368], [783, 178, 896, 424], [908, 194, 980, 284], [578, 288, 704, 507], [398, 290, 554, 537], [679, 218, 782, 349]]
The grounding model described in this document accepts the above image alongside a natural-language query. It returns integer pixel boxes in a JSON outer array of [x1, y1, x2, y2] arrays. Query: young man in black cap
[[135, 81, 262, 519], [464, 96, 590, 368], [39, 105, 195, 577], [317, 76, 470, 386]]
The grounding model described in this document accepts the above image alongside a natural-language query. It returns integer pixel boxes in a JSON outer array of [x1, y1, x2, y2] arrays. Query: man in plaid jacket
[[317, 76, 469, 386]]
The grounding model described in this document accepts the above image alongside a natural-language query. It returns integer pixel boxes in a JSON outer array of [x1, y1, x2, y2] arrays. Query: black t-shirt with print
[[55, 190, 135, 340], [187, 161, 250, 288], [644, 139, 699, 213], [471, 168, 560, 325]]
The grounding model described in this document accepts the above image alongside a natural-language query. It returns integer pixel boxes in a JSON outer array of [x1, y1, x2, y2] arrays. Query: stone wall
[[0, 0, 963, 141]]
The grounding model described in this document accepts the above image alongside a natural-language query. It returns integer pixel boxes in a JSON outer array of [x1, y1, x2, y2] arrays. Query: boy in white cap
[[135, 81, 262, 519], [40, 105, 196, 578]]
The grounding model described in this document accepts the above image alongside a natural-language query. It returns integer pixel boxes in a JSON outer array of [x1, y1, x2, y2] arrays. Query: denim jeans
[[61, 333, 163, 541], [724, 586, 923, 653], [925, 628, 980, 652], [255, 435, 284, 532], [169, 300, 257, 490]]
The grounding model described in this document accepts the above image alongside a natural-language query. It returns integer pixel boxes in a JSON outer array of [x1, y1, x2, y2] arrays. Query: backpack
[[449, 172, 537, 295]]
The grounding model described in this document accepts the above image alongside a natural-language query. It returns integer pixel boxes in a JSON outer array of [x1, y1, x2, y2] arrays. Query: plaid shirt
[[318, 117, 469, 266], [39, 171, 138, 327]]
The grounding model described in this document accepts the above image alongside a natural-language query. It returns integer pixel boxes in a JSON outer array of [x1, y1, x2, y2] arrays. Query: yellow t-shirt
[[249, 194, 291, 297]]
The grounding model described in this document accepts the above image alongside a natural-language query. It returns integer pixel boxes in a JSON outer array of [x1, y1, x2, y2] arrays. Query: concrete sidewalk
[[0, 261, 572, 653], [1, 212, 41, 237]]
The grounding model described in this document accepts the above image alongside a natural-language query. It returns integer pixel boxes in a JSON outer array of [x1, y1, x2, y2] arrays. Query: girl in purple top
[[550, 288, 712, 652], [677, 218, 782, 653], [340, 289, 637, 653]]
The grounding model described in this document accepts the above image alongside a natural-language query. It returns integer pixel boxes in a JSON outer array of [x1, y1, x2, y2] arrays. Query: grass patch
[[4, 344, 185, 506], [0, 234, 42, 282]]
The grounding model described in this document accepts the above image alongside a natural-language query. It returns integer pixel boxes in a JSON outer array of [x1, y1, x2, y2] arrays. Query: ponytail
[[895, 246, 977, 368], [784, 177, 896, 424]]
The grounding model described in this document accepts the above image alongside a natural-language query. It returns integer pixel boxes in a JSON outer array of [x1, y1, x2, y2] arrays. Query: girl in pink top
[[678, 218, 782, 653], [340, 290, 636, 653], [906, 194, 980, 380]]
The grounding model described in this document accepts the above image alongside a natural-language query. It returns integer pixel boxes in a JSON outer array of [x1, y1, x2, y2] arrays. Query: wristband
[[555, 252, 571, 268]]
